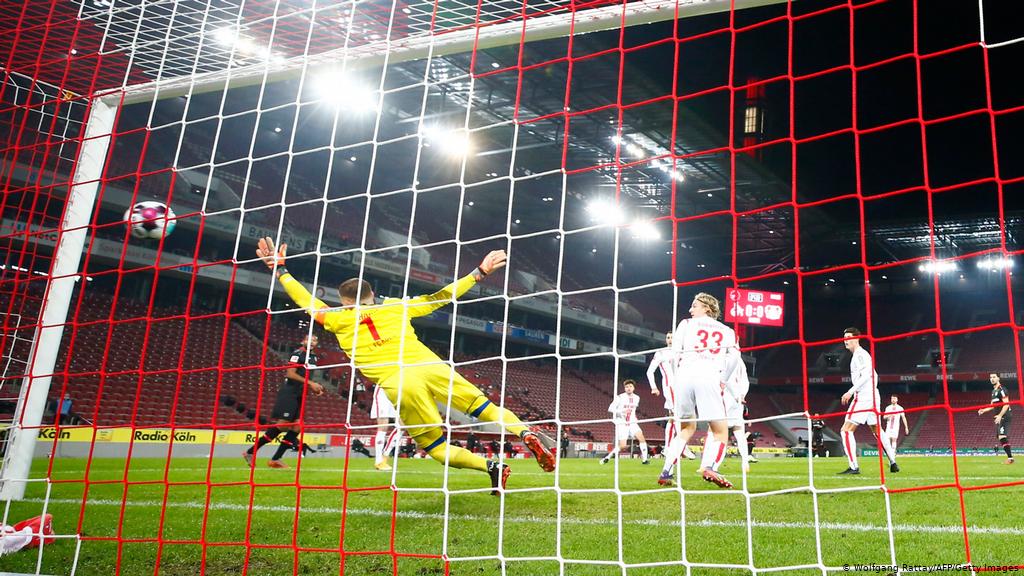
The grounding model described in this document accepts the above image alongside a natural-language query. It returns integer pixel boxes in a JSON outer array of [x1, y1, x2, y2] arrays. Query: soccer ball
[[124, 201, 176, 240]]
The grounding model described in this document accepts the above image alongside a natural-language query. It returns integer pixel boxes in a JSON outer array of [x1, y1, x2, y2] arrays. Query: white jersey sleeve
[[646, 349, 674, 392], [846, 347, 877, 399], [727, 358, 750, 401], [608, 396, 620, 417], [718, 327, 740, 384]]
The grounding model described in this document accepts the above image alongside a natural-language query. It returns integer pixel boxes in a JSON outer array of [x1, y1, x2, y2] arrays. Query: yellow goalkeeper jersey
[[278, 273, 477, 382]]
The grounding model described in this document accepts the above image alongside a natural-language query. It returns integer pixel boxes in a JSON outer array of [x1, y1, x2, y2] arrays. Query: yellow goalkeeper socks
[[426, 442, 489, 472], [468, 398, 529, 437]]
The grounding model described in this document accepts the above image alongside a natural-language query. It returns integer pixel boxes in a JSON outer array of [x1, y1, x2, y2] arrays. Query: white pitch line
[[47, 467, 1024, 482], [19, 497, 1024, 536]]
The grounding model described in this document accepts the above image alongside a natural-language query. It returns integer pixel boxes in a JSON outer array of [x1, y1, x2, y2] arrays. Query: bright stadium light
[[211, 26, 238, 46], [210, 26, 281, 62], [312, 68, 380, 113], [918, 260, 958, 274], [420, 126, 472, 157], [586, 199, 627, 226], [977, 256, 1014, 270], [630, 220, 660, 240]]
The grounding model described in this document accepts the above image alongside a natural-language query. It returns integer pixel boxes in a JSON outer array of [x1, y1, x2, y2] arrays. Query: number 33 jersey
[[671, 316, 739, 380], [321, 275, 478, 382]]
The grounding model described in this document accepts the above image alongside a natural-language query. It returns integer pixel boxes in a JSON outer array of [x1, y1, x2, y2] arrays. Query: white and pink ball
[[124, 201, 176, 240]]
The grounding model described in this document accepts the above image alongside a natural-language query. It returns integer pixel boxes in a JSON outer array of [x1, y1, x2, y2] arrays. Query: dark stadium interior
[[2, 0, 1024, 455]]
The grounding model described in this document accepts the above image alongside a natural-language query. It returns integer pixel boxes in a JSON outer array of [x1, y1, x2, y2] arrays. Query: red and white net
[[1, 0, 1023, 574]]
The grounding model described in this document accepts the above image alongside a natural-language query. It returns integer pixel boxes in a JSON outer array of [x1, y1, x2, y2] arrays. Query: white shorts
[[370, 386, 398, 419], [845, 398, 879, 427], [677, 376, 728, 422], [673, 383, 696, 420], [726, 395, 745, 429], [662, 382, 677, 411], [886, 431, 899, 444], [615, 422, 642, 441]]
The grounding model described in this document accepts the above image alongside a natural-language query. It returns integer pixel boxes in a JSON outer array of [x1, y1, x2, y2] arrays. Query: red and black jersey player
[[978, 373, 1014, 465], [244, 334, 324, 468]]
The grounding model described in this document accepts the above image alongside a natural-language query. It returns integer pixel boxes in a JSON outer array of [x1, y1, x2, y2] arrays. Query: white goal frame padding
[[0, 98, 116, 501]]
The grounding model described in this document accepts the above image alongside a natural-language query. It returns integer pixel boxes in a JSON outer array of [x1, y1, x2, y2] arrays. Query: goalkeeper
[[256, 238, 556, 494]]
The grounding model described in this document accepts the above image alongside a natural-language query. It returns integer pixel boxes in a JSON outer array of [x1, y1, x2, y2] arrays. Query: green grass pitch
[[3, 454, 1021, 575]]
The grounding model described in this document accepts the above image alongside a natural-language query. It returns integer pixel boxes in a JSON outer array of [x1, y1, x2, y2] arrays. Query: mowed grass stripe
[[18, 496, 1020, 535], [1, 456, 1018, 575]]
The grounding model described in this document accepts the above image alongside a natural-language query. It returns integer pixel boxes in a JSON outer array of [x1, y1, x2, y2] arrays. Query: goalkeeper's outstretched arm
[[405, 250, 508, 317], [255, 236, 330, 325]]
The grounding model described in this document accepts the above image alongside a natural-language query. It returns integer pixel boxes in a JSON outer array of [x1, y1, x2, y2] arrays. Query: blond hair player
[[658, 293, 741, 489]]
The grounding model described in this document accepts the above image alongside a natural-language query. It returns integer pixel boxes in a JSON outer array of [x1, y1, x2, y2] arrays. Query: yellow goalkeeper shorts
[[376, 363, 487, 448]]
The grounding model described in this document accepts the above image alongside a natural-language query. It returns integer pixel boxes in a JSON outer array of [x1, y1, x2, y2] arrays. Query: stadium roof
[[3, 0, 1022, 288]]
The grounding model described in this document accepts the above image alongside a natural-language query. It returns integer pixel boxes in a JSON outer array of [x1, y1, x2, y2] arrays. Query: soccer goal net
[[1, 0, 1023, 574]]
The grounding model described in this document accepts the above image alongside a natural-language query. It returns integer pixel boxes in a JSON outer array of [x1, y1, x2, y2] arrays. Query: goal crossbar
[[105, 0, 786, 106]]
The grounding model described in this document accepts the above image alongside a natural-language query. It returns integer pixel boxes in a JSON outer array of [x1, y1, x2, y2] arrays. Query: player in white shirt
[[839, 327, 899, 474], [601, 380, 650, 464], [659, 293, 741, 489], [647, 332, 696, 461], [708, 358, 753, 474], [883, 395, 909, 454], [370, 384, 404, 471]]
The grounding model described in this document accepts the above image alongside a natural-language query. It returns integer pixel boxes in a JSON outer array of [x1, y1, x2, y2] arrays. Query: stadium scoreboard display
[[724, 288, 784, 327]]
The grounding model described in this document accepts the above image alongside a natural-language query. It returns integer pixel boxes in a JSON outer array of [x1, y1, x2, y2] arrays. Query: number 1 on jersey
[[360, 316, 382, 342]]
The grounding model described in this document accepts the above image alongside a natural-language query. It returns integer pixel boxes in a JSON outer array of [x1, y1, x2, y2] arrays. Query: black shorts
[[271, 386, 303, 421], [996, 414, 1011, 438]]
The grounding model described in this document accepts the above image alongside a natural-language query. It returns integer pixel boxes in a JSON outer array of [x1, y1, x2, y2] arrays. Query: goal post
[[0, 97, 115, 501]]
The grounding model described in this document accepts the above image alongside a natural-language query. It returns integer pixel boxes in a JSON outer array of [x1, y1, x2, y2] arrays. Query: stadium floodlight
[[586, 199, 628, 226], [918, 260, 958, 274], [630, 220, 661, 240], [977, 256, 1013, 270], [312, 68, 380, 113], [211, 26, 238, 47], [210, 26, 282, 63], [420, 125, 472, 157]]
